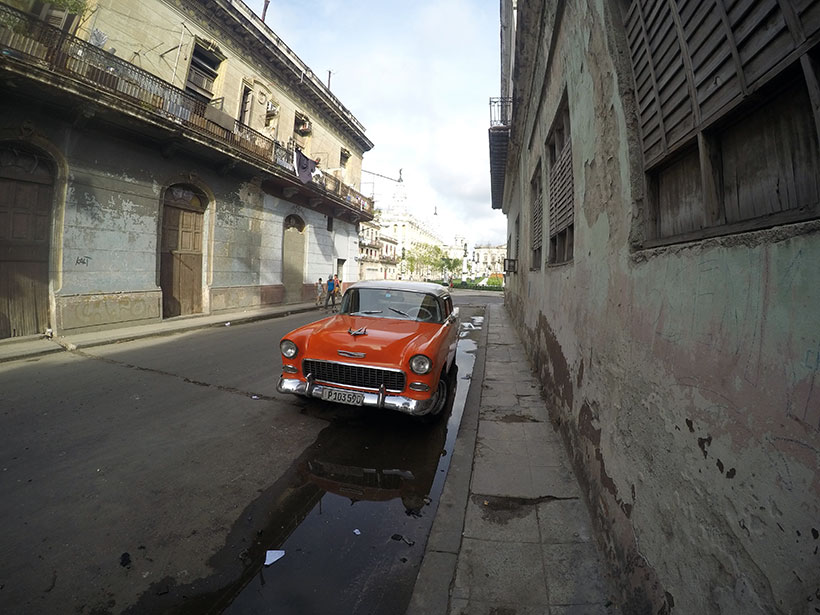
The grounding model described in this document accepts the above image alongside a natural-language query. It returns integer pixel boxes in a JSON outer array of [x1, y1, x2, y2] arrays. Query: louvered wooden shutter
[[626, 0, 820, 168], [531, 191, 543, 251], [549, 144, 574, 235]]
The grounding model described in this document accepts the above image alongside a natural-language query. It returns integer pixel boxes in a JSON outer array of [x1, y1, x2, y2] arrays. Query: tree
[[404, 243, 444, 280], [438, 256, 462, 279]]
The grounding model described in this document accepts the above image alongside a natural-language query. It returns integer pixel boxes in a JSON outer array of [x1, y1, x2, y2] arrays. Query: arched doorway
[[160, 184, 206, 318], [0, 144, 53, 339], [282, 214, 305, 304]]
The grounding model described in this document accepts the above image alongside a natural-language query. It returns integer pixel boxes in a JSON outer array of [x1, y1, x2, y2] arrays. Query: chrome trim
[[338, 350, 366, 358], [282, 365, 298, 373], [277, 377, 438, 416], [302, 358, 405, 392], [409, 382, 430, 392], [305, 358, 403, 374]]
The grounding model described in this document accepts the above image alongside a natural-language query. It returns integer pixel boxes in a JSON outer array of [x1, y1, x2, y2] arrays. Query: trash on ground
[[353, 529, 361, 535], [264, 550, 285, 566], [225, 322, 231, 326], [120, 552, 131, 568], [391, 534, 415, 546]]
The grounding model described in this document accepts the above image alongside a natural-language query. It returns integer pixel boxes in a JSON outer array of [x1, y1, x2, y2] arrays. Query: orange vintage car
[[277, 280, 460, 418]]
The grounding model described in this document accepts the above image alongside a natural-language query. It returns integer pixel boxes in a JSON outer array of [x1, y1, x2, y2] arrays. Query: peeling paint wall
[[502, 1, 820, 613], [0, 102, 346, 333], [85, 0, 369, 181]]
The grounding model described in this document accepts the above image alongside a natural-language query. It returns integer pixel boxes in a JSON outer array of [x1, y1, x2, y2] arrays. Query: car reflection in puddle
[[220, 331, 479, 615]]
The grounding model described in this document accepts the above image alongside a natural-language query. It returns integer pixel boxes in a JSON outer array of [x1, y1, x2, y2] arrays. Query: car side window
[[420, 294, 442, 322]]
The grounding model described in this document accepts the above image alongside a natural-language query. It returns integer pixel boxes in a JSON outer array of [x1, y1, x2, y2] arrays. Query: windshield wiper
[[389, 307, 409, 317], [351, 310, 383, 315]]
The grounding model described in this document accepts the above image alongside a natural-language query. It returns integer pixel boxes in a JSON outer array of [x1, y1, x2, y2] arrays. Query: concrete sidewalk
[[408, 302, 620, 615], [0, 301, 320, 363]]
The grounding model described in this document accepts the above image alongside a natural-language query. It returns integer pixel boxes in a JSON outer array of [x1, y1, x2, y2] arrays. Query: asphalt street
[[0, 292, 503, 614]]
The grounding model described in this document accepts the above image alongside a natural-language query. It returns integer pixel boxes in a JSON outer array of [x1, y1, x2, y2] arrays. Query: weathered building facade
[[357, 214, 399, 281], [492, 1, 820, 613], [0, 0, 373, 339]]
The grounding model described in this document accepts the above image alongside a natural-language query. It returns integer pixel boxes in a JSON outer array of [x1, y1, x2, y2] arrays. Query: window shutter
[[626, 0, 820, 168], [531, 191, 543, 251], [549, 144, 574, 235]]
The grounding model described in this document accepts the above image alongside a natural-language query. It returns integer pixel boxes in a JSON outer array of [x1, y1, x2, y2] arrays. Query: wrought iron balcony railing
[[0, 3, 373, 215], [358, 238, 381, 249], [489, 97, 513, 127]]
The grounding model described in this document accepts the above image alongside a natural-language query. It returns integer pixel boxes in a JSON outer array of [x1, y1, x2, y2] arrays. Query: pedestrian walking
[[324, 275, 336, 310], [315, 277, 325, 306]]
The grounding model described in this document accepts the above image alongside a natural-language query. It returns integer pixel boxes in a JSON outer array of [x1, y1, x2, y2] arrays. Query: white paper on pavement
[[264, 550, 285, 566]]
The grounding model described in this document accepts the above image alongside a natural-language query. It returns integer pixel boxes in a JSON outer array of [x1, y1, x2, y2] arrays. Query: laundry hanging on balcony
[[295, 149, 317, 184]]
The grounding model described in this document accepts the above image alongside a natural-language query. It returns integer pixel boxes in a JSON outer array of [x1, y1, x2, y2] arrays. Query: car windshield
[[341, 288, 443, 323]]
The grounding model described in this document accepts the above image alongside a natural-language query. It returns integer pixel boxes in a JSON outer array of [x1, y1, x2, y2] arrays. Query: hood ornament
[[348, 326, 367, 336], [338, 350, 366, 358]]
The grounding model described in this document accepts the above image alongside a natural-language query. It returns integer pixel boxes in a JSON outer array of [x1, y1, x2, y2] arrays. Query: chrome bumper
[[277, 376, 436, 416]]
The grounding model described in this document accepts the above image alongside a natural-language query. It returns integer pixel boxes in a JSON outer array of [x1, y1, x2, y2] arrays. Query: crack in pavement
[[72, 349, 277, 400]]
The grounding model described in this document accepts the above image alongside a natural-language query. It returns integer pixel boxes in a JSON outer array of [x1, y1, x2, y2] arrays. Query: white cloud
[[246, 0, 505, 246]]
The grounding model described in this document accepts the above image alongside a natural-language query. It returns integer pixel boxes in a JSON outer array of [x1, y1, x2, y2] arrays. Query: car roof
[[347, 280, 451, 298]]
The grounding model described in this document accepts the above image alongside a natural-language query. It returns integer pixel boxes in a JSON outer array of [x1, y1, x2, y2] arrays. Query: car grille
[[302, 359, 406, 392]]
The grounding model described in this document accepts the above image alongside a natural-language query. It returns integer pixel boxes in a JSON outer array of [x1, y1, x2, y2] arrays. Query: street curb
[[0, 304, 321, 363], [406, 303, 491, 615], [65, 305, 322, 350]]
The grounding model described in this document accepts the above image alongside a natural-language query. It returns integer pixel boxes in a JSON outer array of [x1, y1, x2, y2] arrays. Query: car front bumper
[[277, 376, 437, 416]]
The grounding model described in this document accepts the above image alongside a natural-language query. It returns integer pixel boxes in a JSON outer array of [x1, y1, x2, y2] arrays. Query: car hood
[[298, 314, 441, 363]]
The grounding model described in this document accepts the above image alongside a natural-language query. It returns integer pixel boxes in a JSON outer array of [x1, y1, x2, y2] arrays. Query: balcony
[[0, 3, 373, 219], [488, 97, 512, 211], [358, 238, 381, 250]]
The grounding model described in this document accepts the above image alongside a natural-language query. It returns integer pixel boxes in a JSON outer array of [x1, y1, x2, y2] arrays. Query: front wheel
[[419, 371, 449, 424]]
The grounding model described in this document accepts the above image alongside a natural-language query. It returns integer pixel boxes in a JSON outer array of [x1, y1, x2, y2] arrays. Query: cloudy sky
[[243, 0, 507, 247]]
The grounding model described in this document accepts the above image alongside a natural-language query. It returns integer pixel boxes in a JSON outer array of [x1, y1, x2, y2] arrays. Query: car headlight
[[409, 354, 432, 375], [280, 339, 298, 359]]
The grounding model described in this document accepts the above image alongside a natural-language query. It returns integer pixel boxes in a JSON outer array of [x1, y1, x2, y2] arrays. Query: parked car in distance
[[277, 281, 459, 419]]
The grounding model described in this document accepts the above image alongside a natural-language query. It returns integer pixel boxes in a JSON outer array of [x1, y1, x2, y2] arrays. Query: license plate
[[322, 387, 364, 406]]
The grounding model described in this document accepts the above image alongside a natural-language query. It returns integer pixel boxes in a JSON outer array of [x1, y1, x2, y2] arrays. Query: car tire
[[419, 371, 449, 424]]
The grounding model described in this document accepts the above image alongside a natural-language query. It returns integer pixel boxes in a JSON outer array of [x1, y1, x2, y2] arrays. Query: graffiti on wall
[[60, 293, 160, 329]]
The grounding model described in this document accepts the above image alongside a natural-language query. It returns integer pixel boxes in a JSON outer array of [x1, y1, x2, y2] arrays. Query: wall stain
[[698, 435, 713, 459], [509, 302, 670, 615]]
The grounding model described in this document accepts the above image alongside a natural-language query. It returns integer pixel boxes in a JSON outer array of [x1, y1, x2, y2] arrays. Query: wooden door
[[0, 148, 52, 339], [160, 205, 203, 317]]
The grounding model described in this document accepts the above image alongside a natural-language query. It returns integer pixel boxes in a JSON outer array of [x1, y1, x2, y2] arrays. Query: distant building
[[379, 231, 399, 280], [357, 218, 382, 281], [490, 1, 820, 613], [0, 0, 373, 339], [379, 209, 444, 280], [473, 244, 505, 278]]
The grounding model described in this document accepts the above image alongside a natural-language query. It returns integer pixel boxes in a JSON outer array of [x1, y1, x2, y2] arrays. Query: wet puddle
[[217, 318, 481, 613]]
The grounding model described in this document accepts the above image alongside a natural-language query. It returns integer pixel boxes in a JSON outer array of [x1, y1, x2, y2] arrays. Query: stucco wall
[[503, 1, 820, 613], [84, 0, 366, 179], [0, 104, 347, 333]]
